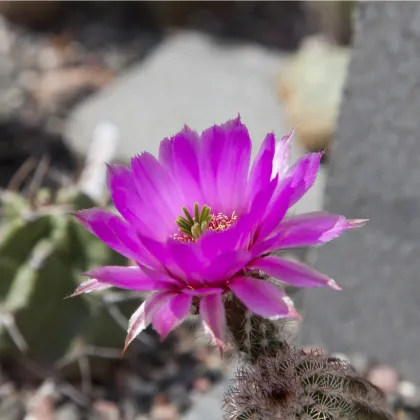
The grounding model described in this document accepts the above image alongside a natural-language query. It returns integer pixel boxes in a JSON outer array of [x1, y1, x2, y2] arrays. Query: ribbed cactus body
[[0, 189, 133, 364]]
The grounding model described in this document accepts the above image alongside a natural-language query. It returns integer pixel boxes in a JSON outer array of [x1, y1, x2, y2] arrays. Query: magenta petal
[[271, 130, 293, 178], [249, 256, 341, 290], [182, 287, 223, 296], [130, 153, 183, 238], [215, 116, 252, 214], [256, 182, 293, 241], [247, 132, 276, 203], [124, 291, 177, 352], [229, 277, 293, 319], [106, 164, 157, 238], [281, 152, 323, 208], [73, 209, 150, 264], [139, 236, 199, 287], [106, 164, 136, 209], [248, 175, 279, 226], [199, 116, 251, 214], [200, 251, 251, 283], [67, 279, 111, 298], [198, 179, 277, 259], [200, 292, 226, 355], [152, 294, 192, 340], [199, 224, 242, 258], [85, 266, 180, 291], [165, 240, 206, 287], [275, 212, 365, 249], [199, 125, 224, 208], [160, 126, 205, 208]]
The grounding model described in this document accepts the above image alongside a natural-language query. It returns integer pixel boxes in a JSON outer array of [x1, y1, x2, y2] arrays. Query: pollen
[[173, 202, 237, 243], [208, 212, 238, 232]]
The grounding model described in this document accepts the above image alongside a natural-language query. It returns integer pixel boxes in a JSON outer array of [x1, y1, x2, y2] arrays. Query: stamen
[[182, 206, 194, 225], [174, 204, 238, 243], [208, 212, 238, 231], [175, 202, 212, 240]]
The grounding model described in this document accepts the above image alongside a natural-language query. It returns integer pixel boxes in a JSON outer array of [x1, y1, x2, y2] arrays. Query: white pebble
[[398, 380, 417, 399]]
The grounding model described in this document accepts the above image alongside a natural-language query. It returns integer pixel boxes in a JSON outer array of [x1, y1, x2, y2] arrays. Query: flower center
[[174, 202, 237, 243]]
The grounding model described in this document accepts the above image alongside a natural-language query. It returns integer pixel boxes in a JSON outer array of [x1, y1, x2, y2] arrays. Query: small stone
[[349, 352, 369, 374], [399, 381, 417, 399], [150, 395, 179, 420], [278, 35, 350, 153], [398, 380, 420, 407], [0, 393, 26, 420], [54, 403, 81, 420], [28, 396, 54, 420], [366, 365, 400, 395], [26, 380, 59, 420], [193, 377, 212, 394], [33, 67, 113, 109], [37, 45, 63, 70], [93, 400, 120, 420]]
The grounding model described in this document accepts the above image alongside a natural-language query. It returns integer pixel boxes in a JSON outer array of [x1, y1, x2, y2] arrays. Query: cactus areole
[[70, 115, 366, 354]]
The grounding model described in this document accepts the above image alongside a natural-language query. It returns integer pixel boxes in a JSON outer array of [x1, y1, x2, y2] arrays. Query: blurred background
[[0, 2, 418, 420]]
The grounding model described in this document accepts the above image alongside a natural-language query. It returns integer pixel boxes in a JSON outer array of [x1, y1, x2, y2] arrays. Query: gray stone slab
[[65, 30, 326, 215], [300, 2, 420, 382], [65, 31, 287, 161]]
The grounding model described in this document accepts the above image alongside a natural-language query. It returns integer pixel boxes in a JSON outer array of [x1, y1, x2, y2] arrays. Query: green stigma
[[176, 203, 212, 240]]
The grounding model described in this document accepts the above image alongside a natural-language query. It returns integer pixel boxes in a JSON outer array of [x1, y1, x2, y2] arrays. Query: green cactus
[[0, 188, 138, 366]]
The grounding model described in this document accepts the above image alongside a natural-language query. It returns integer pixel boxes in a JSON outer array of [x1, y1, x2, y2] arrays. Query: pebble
[[399, 381, 418, 400], [398, 381, 420, 408], [25, 380, 60, 420], [150, 403, 180, 420], [349, 351, 369, 373], [150, 395, 180, 420], [92, 400, 120, 420], [366, 364, 400, 395], [25, 396, 54, 420], [192, 377, 212, 394], [54, 403, 81, 420], [37, 45, 63, 71], [0, 392, 26, 420]]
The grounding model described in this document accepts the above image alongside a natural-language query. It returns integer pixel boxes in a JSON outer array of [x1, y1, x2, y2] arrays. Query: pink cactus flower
[[70, 116, 366, 353]]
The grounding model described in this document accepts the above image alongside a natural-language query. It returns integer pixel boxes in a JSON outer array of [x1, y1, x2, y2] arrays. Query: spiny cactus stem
[[225, 295, 289, 363], [224, 344, 395, 420]]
